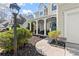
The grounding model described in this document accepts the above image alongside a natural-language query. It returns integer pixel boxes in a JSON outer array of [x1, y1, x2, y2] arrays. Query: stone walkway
[[28, 36, 42, 46], [35, 38, 75, 56]]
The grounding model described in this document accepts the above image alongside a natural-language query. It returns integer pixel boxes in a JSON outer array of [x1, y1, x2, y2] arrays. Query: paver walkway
[[35, 38, 75, 56], [28, 36, 42, 46]]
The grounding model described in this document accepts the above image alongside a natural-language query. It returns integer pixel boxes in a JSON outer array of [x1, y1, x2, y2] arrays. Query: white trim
[[34, 14, 56, 20], [36, 20, 38, 35], [64, 8, 79, 14], [56, 4, 59, 30], [44, 18, 46, 36]]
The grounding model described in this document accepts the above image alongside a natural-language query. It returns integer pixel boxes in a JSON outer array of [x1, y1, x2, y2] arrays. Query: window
[[40, 11, 43, 15], [51, 17, 56, 30], [52, 4, 57, 11], [39, 10, 44, 16]]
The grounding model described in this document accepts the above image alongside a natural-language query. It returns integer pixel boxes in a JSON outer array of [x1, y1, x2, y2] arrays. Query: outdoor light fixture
[[10, 3, 20, 15], [9, 3, 20, 55]]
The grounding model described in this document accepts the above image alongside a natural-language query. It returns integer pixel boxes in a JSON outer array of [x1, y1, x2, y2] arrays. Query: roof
[[0, 20, 6, 23], [0, 24, 5, 28]]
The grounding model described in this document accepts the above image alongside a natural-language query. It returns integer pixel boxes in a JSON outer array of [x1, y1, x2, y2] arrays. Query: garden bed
[[0, 43, 43, 56], [49, 40, 65, 49]]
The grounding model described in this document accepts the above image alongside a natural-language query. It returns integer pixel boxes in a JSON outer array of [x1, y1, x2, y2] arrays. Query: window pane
[[52, 4, 57, 11]]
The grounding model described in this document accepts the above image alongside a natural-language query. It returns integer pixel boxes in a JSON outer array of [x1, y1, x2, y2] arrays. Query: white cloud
[[17, 3, 25, 7], [22, 9, 35, 18], [22, 10, 32, 14]]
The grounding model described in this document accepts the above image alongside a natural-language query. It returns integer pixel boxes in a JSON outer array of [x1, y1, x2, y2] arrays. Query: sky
[[0, 3, 40, 20], [18, 3, 40, 15]]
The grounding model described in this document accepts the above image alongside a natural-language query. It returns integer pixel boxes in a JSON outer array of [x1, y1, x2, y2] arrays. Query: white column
[[30, 23, 31, 31], [49, 22, 51, 32], [44, 18, 46, 36], [36, 20, 38, 35]]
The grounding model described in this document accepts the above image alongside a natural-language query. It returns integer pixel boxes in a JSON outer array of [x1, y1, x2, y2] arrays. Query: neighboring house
[[0, 20, 6, 23], [1, 20, 9, 27], [28, 3, 79, 47], [0, 24, 6, 31], [19, 14, 34, 28], [0, 20, 9, 31], [11, 13, 34, 29]]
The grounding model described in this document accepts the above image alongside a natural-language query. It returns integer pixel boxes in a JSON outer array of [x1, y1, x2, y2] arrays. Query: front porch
[[28, 15, 57, 36]]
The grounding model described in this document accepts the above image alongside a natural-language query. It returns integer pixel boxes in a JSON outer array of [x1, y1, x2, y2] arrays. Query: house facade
[[28, 3, 79, 46], [28, 3, 57, 36]]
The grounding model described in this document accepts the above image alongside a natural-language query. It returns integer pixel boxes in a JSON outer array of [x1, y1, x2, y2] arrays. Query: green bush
[[11, 24, 20, 29], [17, 28, 32, 48], [48, 30, 61, 39], [48, 30, 61, 44], [0, 31, 13, 52], [0, 28, 32, 52]]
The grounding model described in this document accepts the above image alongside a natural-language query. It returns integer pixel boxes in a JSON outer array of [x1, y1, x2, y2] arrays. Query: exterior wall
[[34, 3, 48, 18], [47, 3, 52, 15], [58, 3, 79, 36], [47, 3, 58, 15], [44, 8, 48, 15]]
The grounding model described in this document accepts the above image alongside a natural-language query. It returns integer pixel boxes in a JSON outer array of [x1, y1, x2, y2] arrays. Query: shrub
[[11, 24, 20, 29], [0, 31, 13, 52], [48, 30, 61, 39], [0, 28, 32, 52], [17, 28, 32, 48], [16, 24, 20, 28], [48, 30, 61, 44]]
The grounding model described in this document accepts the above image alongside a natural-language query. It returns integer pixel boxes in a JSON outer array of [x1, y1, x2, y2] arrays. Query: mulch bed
[[50, 40, 65, 49], [0, 43, 43, 56], [17, 43, 43, 56]]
